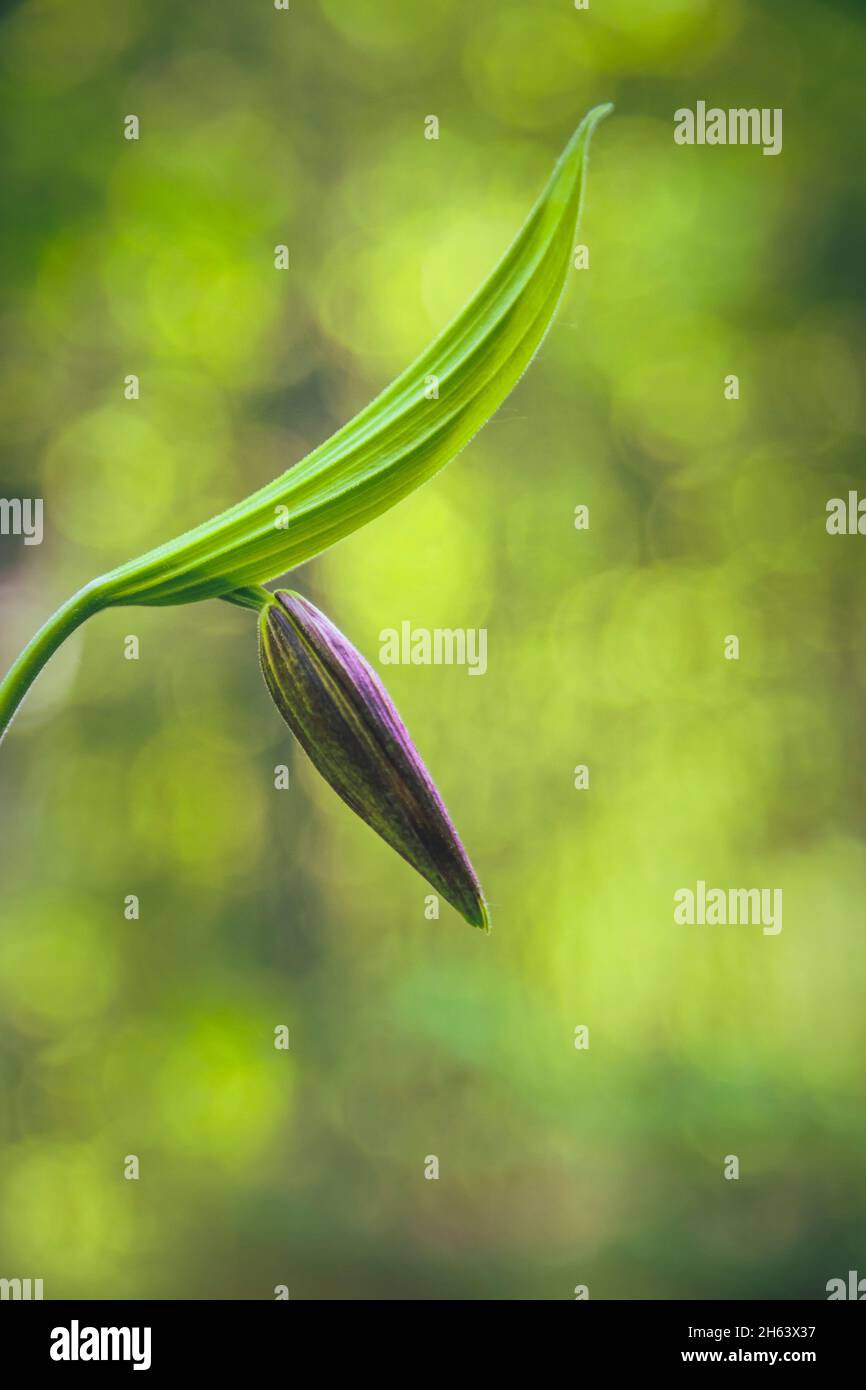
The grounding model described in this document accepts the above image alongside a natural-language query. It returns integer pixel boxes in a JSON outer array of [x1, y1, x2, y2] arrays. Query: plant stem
[[0, 582, 106, 747], [220, 585, 273, 613]]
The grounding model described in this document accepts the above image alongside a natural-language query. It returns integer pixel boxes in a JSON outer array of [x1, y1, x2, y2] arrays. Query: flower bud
[[259, 591, 489, 930]]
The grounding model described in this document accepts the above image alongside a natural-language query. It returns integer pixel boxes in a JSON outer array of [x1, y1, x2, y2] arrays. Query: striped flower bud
[[258, 591, 489, 931]]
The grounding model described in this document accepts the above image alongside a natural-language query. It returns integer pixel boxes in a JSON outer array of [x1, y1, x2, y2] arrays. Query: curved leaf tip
[[96, 106, 614, 609]]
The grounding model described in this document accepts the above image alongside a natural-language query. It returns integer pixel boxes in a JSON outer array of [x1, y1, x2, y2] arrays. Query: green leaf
[[96, 104, 612, 609]]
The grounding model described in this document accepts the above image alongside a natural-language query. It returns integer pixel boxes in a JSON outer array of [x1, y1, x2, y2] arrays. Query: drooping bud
[[258, 591, 489, 931]]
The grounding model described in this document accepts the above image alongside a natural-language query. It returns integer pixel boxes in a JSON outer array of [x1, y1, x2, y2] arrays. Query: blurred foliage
[[1, 0, 865, 1298]]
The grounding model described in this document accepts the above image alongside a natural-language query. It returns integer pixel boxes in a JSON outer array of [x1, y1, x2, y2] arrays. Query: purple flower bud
[[259, 591, 489, 931]]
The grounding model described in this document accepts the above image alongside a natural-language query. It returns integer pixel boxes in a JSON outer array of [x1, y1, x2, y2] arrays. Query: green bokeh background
[[1, 0, 865, 1299]]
